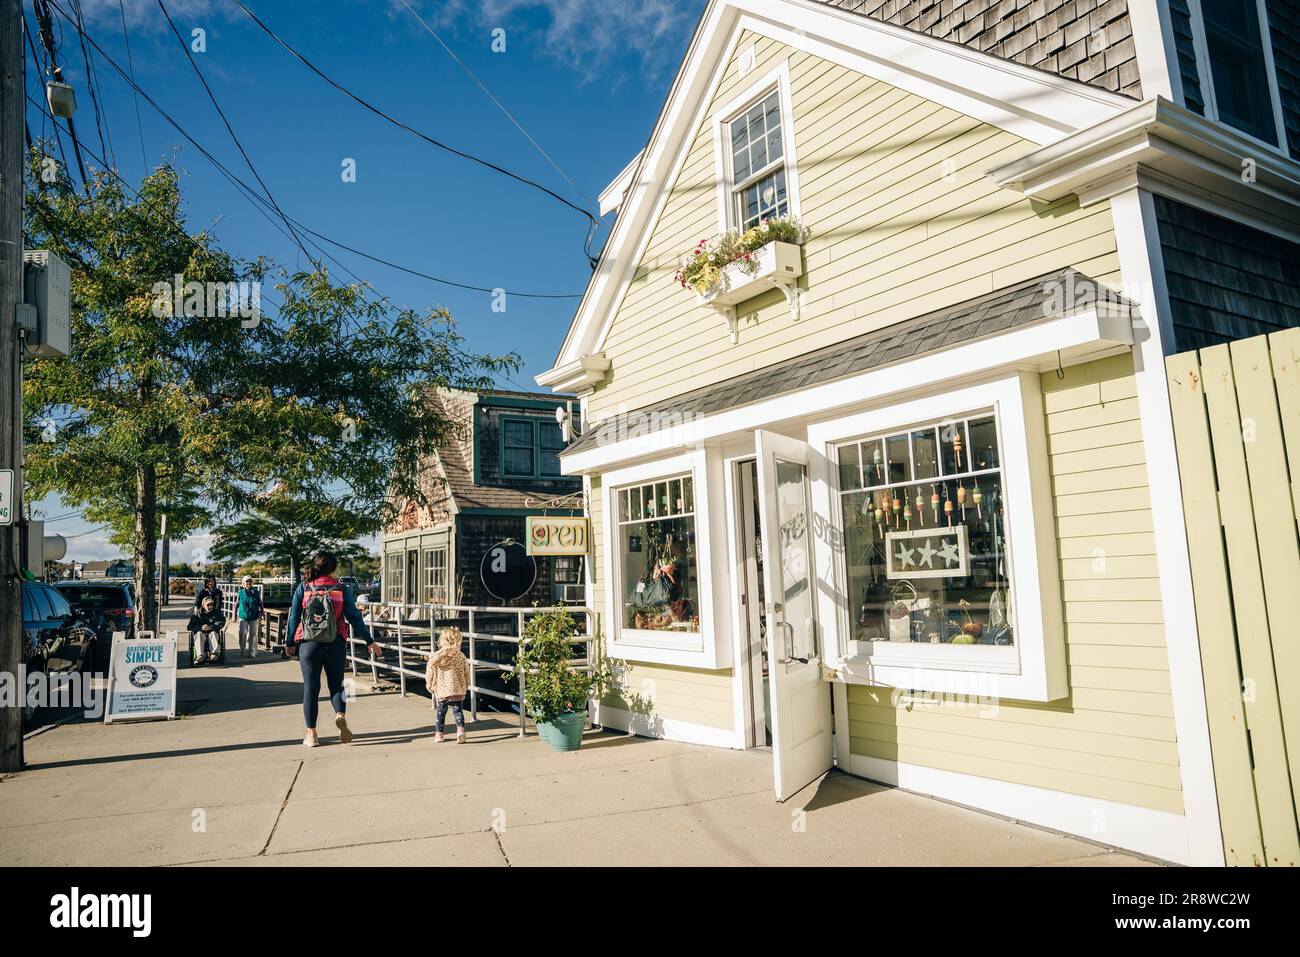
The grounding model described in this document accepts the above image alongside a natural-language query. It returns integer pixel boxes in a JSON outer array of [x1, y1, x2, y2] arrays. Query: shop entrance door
[[754, 430, 833, 800]]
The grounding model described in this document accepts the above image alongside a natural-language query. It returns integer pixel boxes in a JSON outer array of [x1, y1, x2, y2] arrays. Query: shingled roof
[[564, 268, 1126, 456]]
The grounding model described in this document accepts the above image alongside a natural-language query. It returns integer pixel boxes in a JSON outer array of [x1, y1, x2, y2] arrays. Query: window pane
[[838, 442, 862, 491], [539, 421, 564, 451], [885, 432, 910, 486], [540, 452, 561, 476], [503, 420, 533, 445], [504, 447, 534, 476], [968, 416, 999, 471], [839, 416, 1012, 650], [620, 512, 699, 634], [911, 428, 939, 480], [1203, 0, 1277, 143]]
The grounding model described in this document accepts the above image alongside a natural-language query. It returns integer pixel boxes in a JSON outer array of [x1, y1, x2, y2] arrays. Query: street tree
[[23, 156, 513, 630]]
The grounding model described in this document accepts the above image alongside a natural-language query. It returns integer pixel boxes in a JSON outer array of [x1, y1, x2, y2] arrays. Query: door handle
[[775, 620, 795, 663]]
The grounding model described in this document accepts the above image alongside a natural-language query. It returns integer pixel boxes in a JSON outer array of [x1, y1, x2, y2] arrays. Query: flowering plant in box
[[674, 215, 810, 296]]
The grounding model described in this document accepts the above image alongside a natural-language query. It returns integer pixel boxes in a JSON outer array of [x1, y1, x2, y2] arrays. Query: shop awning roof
[[563, 268, 1131, 458]]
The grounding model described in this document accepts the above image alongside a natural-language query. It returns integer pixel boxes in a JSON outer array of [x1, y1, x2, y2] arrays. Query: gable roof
[[563, 268, 1128, 455], [538, 0, 1135, 391]]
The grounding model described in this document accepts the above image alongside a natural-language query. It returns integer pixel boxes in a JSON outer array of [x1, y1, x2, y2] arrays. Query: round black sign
[[480, 540, 537, 602]]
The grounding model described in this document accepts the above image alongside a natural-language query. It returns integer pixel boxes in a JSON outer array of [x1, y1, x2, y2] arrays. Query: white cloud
[[405, 0, 700, 84]]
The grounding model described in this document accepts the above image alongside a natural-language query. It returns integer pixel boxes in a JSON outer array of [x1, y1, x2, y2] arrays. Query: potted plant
[[674, 215, 810, 297], [513, 609, 609, 752]]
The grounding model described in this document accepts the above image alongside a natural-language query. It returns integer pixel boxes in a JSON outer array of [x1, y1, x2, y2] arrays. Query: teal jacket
[[236, 586, 263, 621]]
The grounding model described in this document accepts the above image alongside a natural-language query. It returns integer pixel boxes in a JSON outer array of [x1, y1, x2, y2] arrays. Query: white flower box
[[695, 241, 804, 341]]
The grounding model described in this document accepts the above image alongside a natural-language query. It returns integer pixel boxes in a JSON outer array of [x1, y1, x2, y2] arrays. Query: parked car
[[54, 580, 137, 670], [22, 582, 99, 717]]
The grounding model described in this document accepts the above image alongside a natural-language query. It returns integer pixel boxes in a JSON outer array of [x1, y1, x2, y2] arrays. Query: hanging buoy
[[972, 479, 983, 519], [952, 429, 964, 470], [930, 483, 940, 524]]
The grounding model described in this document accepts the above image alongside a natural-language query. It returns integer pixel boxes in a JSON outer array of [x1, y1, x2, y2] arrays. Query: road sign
[[105, 631, 178, 724], [0, 469, 12, 526]]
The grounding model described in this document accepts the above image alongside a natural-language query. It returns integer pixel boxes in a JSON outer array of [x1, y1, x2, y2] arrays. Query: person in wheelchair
[[188, 595, 227, 664]]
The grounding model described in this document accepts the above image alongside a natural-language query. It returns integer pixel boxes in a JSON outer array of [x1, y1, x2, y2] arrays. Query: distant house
[[381, 388, 584, 611], [82, 559, 132, 579]]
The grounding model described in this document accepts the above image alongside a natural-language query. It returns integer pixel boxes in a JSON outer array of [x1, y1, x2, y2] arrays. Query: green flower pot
[[536, 710, 587, 752]]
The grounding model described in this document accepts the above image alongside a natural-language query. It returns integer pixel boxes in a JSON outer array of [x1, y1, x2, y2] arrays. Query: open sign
[[525, 516, 589, 556]]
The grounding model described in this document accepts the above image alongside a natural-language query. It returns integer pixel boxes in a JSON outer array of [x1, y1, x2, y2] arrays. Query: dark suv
[[23, 581, 98, 678], [54, 580, 136, 671]]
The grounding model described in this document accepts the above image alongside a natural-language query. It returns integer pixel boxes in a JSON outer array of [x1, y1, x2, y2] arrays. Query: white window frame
[[601, 449, 729, 669], [384, 551, 404, 605], [1187, 0, 1290, 158], [423, 546, 448, 604], [807, 374, 1067, 702], [711, 59, 802, 233]]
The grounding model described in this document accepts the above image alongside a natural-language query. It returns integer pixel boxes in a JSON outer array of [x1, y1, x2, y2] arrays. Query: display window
[[835, 411, 1013, 651], [615, 474, 700, 634]]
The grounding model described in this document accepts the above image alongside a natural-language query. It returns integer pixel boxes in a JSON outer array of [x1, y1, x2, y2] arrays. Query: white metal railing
[[349, 601, 598, 738]]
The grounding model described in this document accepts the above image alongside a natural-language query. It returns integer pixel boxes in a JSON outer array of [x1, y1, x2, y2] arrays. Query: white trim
[[534, 354, 611, 393], [564, 308, 1133, 475], [988, 96, 1300, 244], [599, 704, 744, 749], [600, 450, 733, 670], [806, 375, 1067, 702], [1108, 187, 1224, 866], [1128, 0, 1178, 102], [847, 752, 1191, 865], [539, 0, 1134, 388], [598, 152, 643, 218], [710, 59, 802, 233]]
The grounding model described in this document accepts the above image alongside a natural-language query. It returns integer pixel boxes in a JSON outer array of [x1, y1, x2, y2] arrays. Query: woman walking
[[286, 551, 382, 748], [235, 576, 263, 659]]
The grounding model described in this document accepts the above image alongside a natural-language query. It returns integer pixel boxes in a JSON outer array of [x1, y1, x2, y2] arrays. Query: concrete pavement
[[0, 607, 1157, 866]]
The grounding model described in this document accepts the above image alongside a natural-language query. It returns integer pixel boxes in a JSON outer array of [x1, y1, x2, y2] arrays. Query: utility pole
[[1, 0, 26, 772]]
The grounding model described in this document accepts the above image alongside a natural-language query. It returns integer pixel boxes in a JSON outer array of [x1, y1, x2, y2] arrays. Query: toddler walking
[[425, 627, 471, 743]]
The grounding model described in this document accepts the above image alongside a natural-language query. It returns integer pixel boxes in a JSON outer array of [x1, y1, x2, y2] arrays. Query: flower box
[[695, 241, 803, 341]]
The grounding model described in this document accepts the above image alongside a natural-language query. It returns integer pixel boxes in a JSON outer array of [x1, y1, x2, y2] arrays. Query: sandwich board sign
[[105, 630, 178, 723]]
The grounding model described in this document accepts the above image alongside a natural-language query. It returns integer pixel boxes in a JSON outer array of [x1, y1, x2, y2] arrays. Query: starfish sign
[[894, 542, 916, 568], [938, 539, 961, 567], [915, 540, 938, 568]]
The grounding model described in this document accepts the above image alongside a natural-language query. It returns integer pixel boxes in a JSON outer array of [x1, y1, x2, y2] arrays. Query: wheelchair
[[187, 626, 227, 667]]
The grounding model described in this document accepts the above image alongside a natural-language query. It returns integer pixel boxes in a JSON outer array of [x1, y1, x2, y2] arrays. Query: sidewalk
[[0, 607, 1157, 866]]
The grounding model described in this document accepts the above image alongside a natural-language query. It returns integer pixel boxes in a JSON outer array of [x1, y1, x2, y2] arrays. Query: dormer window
[[729, 89, 789, 229], [501, 415, 567, 479]]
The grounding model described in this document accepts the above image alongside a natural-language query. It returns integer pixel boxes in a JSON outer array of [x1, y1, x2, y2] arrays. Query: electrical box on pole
[[23, 249, 72, 357]]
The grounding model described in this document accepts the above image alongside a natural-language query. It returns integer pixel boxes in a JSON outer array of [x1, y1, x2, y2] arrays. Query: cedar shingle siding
[[1267, 0, 1300, 156], [1168, 0, 1204, 114], [1154, 195, 1300, 351], [819, 0, 1141, 97]]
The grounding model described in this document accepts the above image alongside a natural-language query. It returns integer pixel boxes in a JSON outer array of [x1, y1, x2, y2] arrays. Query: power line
[[394, 0, 596, 209], [227, 0, 600, 266], [70, 0, 114, 169], [43, 1, 582, 301], [115, 0, 148, 171], [156, 0, 314, 264]]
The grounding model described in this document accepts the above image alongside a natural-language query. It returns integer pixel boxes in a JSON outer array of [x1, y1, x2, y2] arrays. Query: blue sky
[[28, 0, 707, 561]]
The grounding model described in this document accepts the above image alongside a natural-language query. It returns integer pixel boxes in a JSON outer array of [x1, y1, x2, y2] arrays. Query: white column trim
[[1127, 0, 1178, 102], [1108, 187, 1224, 866]]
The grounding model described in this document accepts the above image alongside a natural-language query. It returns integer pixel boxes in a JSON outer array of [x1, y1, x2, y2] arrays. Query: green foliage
[[512, 610, 609, 724], [21, 150, 515, 628], [211, 492, 366, 583], [673, 215, 809, 294]]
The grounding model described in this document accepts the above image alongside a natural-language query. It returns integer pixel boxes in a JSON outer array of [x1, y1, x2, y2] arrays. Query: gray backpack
[[301, 583, 341, 643]]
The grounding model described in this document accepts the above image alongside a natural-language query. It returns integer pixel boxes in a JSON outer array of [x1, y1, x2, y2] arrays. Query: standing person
[[425, 627, 471, 743], [236, 576, 263, 659], [195, 575, 223, 612], [187, 595, 227, 664], [286, 551, 382, 748]]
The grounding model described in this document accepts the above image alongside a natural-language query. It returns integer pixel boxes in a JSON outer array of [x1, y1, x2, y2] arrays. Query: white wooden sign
[[0, 469, 13, 526], [105, 630, 178, 723], [885, 525, 970, 580]]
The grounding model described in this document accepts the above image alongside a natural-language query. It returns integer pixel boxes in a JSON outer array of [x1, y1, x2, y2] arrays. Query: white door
[[754, 429, 834, 800]]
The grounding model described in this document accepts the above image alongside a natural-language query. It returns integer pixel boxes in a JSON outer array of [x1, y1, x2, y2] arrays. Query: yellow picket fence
[[1167, 328, 1300, 867]]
